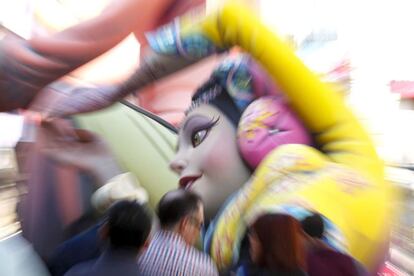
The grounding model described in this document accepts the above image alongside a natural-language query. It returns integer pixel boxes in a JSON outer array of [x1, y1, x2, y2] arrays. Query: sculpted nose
[[169, 158, 187, 175]]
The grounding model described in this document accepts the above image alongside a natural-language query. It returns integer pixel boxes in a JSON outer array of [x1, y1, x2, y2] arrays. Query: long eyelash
[[192, 116, 220, 134]]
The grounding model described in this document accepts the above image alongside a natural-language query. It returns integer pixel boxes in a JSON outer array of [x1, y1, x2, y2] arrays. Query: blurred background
[[1, 0, 414, 274]]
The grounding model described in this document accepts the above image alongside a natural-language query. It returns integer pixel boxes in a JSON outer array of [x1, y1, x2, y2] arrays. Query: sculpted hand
[[38, 119, 122, 186]]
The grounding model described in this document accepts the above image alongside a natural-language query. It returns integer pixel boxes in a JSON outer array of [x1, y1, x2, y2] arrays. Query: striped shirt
[[138, 230, 218, 276]]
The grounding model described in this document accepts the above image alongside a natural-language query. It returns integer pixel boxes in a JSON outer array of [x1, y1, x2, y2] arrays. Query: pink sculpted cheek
[[203, 141, 232, 172]]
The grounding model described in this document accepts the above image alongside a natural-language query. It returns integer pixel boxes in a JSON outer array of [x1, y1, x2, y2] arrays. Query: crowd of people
[[0, 1, 395, 275], [50, 193, 363, 276]]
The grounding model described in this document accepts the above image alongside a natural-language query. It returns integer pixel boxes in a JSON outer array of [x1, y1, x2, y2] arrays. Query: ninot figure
[[43, 2, 394, 274], [140, 3, 393, 273]]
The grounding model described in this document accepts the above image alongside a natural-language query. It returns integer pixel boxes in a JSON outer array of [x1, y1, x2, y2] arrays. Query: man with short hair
[[301, 213, 325, 239], [64, 200, 152, 276], [138, 189, 218, 276]]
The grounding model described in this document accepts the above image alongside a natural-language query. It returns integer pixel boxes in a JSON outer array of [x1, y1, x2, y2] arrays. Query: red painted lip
[[179, 175, 202, 190]]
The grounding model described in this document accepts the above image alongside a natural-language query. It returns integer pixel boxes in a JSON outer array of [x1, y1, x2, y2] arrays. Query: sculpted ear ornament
[[268, 128, 281, 135], [237, 96, 312, 169]]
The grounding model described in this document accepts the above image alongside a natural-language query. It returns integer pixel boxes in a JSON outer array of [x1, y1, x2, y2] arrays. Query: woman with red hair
[[245, 213, 306, 276]]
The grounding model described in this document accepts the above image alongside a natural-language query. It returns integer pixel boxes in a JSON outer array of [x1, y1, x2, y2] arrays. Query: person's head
[[170, 55, 311, 219], [248, 213, 306, 272], [157, 189, 204, 245], [301, 213, 325, 239], [103, 200, 152, 252]]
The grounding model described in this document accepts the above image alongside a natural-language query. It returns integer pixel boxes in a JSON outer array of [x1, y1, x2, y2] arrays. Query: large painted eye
[[191, 129, 209, 147]]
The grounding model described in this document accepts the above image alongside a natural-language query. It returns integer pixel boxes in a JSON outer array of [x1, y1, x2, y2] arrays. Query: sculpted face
[[170, 104, 251, 220]]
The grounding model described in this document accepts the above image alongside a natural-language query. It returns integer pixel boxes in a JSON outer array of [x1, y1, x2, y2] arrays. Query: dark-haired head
[[157, 189, 204, 245], [106, 200, 152, 250], [157, 189, 202, 228], [301, 213, 325, 239]]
